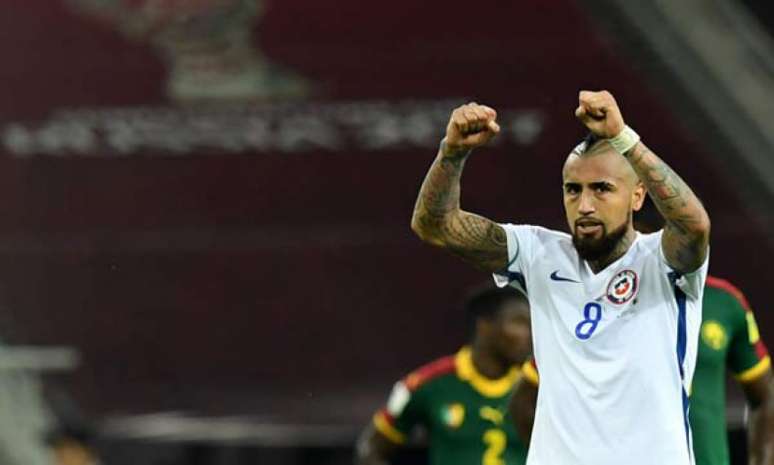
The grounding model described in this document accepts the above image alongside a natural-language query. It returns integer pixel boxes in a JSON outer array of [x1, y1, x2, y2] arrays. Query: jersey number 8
[[575, 302, 602, 340]]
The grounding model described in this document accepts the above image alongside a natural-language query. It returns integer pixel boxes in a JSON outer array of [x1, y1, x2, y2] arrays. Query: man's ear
[[632, 182, 646, 211]]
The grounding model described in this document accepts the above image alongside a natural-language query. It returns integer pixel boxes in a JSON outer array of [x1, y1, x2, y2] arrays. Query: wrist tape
[[607, 126, 640, 155]]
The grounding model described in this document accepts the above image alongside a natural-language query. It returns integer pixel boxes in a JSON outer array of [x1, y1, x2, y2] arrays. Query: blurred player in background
[[693, 277, 774, 465], [355, 286, 531, 465], [411, 91, 711, 465], [511, 208, 774, 465]]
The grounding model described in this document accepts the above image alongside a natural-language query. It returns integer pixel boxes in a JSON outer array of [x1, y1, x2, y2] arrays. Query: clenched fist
[[442, 103, 500, 158], [575, 90, 625, 139]]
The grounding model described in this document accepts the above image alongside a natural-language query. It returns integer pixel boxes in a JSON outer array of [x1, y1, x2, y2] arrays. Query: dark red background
[[0, 0, 769, 419]]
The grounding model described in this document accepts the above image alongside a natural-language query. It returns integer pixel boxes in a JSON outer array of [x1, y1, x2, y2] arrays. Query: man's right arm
[[354, 424, 399, 465], [410, 103, 507, 272]]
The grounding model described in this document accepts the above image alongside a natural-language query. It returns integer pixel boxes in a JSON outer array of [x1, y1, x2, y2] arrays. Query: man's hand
[[443, 103, 500, 157], [574, 90, 625, 138]]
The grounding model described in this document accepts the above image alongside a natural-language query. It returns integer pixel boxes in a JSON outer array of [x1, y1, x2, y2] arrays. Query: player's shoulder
[[704, 275, 752, 313], [501, 223, 572, 250], [502, 223, 568, 238], [620, 230, 665, 269], [402, 354, 457, 392], [633, 229, 663, 253]]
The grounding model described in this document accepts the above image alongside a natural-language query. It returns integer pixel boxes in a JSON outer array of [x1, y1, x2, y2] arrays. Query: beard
[[572, 220, 629, 262]]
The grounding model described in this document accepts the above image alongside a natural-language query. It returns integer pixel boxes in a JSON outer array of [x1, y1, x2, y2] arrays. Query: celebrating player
[[411, 91, 711, 465], [355, 286, 531, 465]]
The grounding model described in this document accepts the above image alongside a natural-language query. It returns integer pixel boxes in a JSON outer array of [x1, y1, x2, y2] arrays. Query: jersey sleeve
[[372, 379, 426, 444], [654, 230, 709, 300], [722, 284, 772, 382], [492, 224, 546, 294]]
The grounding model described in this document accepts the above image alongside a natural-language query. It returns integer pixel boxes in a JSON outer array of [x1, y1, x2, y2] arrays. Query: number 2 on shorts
[[575, 302, 602, 340]]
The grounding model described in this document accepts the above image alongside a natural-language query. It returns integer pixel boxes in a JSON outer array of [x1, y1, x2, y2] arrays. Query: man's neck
[[587, 227, 637, 274], [471, 343, 509, 379]]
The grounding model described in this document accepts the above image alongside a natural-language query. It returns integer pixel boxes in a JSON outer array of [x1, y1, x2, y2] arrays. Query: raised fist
[[443, 103, 500, 157], [574, 90, 625, 139]]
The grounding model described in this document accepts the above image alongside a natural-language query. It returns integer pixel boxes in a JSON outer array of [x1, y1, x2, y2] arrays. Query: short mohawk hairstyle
[[572, 132, 605, 155]]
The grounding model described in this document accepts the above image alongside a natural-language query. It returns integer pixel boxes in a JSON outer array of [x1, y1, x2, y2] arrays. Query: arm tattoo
[[624, 143, 710, 272], [411, 148, 508, 272]]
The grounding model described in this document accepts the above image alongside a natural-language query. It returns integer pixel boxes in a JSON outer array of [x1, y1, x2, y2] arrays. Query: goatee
[[573, 221, 629, 262]]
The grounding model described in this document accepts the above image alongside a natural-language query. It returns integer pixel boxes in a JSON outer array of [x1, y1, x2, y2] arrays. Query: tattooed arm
[[410, 103, 508, 272], [575, 90, 710, 273], [623, 142, 710, 272]]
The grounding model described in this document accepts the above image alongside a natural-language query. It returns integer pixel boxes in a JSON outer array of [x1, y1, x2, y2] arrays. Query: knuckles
[[579, 89, 616, 105], [452, 102, 494, 122]]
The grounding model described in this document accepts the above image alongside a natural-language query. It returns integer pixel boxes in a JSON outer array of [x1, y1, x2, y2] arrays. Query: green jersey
[[374, 346, 528, 465], [690, 276, 770, 465]]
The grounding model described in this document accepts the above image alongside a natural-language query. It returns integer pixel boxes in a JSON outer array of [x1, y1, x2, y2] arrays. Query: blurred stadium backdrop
[[0, 0, 772, 463]]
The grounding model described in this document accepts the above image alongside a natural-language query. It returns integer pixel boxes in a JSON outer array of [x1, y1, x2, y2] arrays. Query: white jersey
[[493, 225, 708, 465]]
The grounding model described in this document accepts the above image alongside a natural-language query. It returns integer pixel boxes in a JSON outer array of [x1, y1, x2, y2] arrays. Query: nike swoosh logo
[[550, 270, 581, 283]]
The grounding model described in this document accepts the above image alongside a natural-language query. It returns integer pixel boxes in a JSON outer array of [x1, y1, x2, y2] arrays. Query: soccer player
[[410, 91, 711, 465], [695, 274, 774, 465], [356, 285, 531, 465], [511, 276, 774, 465], [693, 277, 774, 465]]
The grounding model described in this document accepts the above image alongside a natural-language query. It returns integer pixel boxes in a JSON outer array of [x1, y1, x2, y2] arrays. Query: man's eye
[[565, 186, 580, 194]]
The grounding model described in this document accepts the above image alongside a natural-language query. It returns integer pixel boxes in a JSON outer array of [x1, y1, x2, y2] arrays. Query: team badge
[[441, 403, 465, 429], [701, 321, 728, 350], [606, 270, 639, 305]]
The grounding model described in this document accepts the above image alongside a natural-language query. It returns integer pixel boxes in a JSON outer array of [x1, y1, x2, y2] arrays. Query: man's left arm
[[742, 372, 774, 465], [624, 141, 710, 273], [725, 285, 774, 465], [575, 91, 710, 273]]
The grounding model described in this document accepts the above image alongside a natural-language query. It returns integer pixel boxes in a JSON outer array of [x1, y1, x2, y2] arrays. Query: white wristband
[[607, 126, 640, 155]]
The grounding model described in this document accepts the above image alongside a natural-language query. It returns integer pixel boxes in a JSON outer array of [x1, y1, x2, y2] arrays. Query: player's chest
[[425, 389, 524, 465], [426, 392, 516, 441], [532, 260, 668, 343]]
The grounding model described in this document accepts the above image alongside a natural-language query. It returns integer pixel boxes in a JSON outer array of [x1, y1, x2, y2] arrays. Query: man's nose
[[578, 190, 596, 215]]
